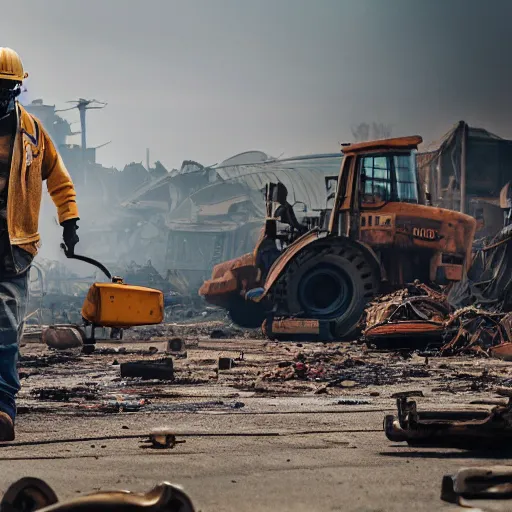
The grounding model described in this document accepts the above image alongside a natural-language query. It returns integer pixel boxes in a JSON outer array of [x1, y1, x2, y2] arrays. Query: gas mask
[[0, 80, 21, 117]]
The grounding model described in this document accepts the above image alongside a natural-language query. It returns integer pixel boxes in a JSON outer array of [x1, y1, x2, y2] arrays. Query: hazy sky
[[4, 0, 512, 170]]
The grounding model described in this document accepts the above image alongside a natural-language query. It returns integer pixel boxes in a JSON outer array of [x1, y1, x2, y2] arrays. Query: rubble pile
[[362, 228, 512, 356], [449, 224, 512, 312], [363, 282, 449, 349], [440, 307, 510, 356]]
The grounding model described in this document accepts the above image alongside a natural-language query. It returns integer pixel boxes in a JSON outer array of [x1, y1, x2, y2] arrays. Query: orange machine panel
[[82, 283, 164, 327]]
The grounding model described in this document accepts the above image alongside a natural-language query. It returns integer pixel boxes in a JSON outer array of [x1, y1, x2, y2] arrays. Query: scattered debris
[[167, 337, 185, 353], [31, 386, 99, 402], [440, 307, 507, 356], [210, 329, 233, 339], [19, 353, 80, 368], [145, 429, 186, 449], [218, 357, 235, 370], [99, 399, 147, 413], [120, 359, 174, 380], [335, 398, 372, 405]]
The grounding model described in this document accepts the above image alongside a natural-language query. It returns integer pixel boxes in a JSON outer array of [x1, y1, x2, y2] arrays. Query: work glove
[[61, 218, 80, 255]]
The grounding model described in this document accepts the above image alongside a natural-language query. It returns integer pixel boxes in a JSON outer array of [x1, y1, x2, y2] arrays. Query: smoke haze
[[3, 0, 512, 169]]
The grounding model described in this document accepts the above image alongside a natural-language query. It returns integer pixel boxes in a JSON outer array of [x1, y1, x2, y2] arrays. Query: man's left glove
[[61, 218, 80, 255]]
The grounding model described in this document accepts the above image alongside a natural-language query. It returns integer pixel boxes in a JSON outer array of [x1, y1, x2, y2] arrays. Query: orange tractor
[[199, 136, 476, 340]]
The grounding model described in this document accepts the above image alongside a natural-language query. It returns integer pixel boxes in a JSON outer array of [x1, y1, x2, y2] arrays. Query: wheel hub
[[297, 265, 352, 318]]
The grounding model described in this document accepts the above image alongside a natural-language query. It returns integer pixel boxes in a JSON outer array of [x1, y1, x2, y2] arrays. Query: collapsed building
[[417, 121, 512, 237], [119, 152, 342, 291]]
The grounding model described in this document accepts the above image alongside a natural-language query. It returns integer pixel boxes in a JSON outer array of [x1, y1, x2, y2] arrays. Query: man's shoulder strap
[[18, 104, 40, 147]]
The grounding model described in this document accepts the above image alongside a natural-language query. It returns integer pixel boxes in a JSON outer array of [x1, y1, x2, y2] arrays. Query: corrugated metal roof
[[214, 153, 342, 211], [122, 152, 343, 214]]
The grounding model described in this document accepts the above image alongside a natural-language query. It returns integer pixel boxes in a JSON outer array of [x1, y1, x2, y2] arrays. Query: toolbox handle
[[60, 243, 113, 280]]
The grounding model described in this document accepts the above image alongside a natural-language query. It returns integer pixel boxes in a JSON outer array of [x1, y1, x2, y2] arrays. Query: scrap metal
[[440, 306, 508, 356], [384, 388, 512, 449], [120, 359, 174, 381], [363, 282, 450, 349], [441, 466, 512, 506], [1, 477, 196, 512]]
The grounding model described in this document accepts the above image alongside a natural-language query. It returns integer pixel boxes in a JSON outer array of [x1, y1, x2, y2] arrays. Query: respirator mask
[[0, 80, 21, 117]]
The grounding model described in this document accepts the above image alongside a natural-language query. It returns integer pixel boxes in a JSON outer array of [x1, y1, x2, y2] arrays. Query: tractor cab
[[328, 136, 425, 237], [359, 151, 420, 207]]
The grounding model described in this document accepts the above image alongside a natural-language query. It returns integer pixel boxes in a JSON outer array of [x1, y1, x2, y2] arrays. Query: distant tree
[[351, 122, 392, 141], [351, 123, 370, 142], [371, 122, 392, 139]]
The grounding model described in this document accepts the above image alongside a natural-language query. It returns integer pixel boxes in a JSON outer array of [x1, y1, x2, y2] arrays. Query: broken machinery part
[[384, 388, 512, 449], [262, 316, 335, 342], [1, 477, 196, 512], [441, 466, 512, 506], [145, 429, 186, 450], [1, 477, 58, 512]]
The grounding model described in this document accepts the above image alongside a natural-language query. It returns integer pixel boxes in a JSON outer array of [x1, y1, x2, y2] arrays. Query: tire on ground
[[227, 295, 266, 329]]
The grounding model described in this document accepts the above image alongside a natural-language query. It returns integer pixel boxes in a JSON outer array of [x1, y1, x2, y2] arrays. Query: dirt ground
[[2, 321, 512, 511]]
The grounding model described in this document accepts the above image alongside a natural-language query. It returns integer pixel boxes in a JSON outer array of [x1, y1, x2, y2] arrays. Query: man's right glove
[[61, 218, 80, 255]]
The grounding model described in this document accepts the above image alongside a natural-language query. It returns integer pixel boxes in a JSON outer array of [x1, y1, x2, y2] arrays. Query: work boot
[[0, 411, 14, 441]]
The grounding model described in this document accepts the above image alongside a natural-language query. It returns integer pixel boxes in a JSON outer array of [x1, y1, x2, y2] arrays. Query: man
[[0, 48, 80, 441]]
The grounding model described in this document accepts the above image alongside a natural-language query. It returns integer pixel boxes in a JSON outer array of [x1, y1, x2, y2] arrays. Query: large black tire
[[227, 295, 267, 329], [269, 238, 381, 338]]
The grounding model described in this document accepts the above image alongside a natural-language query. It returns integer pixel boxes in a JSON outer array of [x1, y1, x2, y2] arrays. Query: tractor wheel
[[227, 295, 267, 329], [269, 239, 380, 338]]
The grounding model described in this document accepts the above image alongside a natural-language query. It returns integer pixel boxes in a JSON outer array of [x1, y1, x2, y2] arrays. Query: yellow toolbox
[[82, 282, 164, 328]]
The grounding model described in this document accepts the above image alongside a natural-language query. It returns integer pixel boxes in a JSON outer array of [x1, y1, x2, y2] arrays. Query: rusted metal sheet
[[198, 270, 238, 298], [365, 321, 444, 337], [262, 316, 333, 341], [271, 318, 320, 335], [490, 342, 512, 360], [342, 136, 422, 154], [364, 283, 449, 345], [210, 252, 255, 281], [440, 307, 508, 357], [361, 202, 476, 262]]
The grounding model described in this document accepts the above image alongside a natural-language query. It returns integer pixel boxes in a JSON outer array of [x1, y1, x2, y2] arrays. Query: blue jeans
[[0, 246, 32, 421]]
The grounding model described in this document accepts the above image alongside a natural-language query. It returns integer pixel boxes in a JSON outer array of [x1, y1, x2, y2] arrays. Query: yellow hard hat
[[0, 47, 28, 82]]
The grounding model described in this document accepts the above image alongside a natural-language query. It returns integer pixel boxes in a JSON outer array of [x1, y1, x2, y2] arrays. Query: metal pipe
[[460, 121, 467, 214], [78, 101, 87, 187], [436, 155, 442, 206]]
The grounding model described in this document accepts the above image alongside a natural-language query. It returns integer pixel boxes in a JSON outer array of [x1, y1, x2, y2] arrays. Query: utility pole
[[146, 148, 150, 171], [56, 99, 107, 186], [459, 121, 467, 214]]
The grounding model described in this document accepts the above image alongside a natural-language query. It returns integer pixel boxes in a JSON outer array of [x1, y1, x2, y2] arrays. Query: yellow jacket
[[9, 103, 79, 255]]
